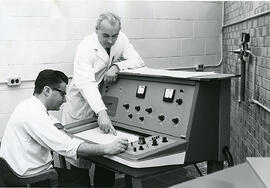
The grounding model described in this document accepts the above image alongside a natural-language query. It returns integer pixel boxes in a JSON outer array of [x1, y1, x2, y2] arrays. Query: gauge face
[[163, 88, 175, 103], [136, 85, 147, 98]]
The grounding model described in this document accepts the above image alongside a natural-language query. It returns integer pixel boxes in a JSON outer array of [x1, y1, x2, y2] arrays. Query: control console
[[119, 135, 187, 161]]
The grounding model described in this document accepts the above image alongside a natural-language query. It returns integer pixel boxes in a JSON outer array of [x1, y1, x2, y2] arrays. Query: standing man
[[61, 12, 144, 187], [0, 69, 128, 187]]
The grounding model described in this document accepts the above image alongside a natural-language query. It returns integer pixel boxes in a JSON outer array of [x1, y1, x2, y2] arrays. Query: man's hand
[[104, 65, 119, 84], [97, 110, 117, 135], [103, 138, 128, 155]]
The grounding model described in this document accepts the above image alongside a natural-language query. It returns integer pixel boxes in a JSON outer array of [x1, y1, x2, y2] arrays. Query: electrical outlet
[[195, 64, 204, 71], [7, 77, 21, 86]]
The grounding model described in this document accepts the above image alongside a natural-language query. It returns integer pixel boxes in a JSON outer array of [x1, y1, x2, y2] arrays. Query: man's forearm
[[77, 142, 105, 158]]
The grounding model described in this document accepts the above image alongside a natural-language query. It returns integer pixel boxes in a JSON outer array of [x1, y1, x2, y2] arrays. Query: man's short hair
[[96, 11, 121, 30], [34, 69, 68, 94]]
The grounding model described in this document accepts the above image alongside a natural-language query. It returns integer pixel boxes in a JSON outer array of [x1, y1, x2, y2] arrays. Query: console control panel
[[102, 78, 195, 138], [118, 135, 187, 161]]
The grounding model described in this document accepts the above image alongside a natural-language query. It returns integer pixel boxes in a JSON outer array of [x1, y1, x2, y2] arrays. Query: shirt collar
[[31, 96, 49, 115]]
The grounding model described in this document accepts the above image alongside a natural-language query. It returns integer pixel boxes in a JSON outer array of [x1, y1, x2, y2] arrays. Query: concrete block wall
[[0, 1, 222, 139], [222, 1, 270, 164]]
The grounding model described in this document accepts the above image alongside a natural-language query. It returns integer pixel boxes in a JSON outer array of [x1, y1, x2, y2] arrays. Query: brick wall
[[223, 1, 270, 164]]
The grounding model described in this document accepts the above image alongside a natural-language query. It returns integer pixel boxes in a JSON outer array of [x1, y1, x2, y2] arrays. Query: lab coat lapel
[[96, 48, 109, 63], [93, 34, 109, 63]]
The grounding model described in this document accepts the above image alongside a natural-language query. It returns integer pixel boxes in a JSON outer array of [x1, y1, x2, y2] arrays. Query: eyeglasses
[[52, 88, 66, 97]]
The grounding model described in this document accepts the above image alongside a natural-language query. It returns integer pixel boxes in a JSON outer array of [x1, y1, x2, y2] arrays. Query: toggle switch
[[123, 104, 130, 110], [145, 107, 153, 114], [133, 147, 137, 152], [162, 137, 168, 143], [135, 106, 141, 112], [152, 138, 158, 146], [139, 145, 144, 150], [138, 136, 146, 145], [158, 114, 165, 121]]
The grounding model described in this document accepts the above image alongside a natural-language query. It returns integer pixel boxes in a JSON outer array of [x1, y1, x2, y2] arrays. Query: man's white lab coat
[[61, 31, 144, 125]]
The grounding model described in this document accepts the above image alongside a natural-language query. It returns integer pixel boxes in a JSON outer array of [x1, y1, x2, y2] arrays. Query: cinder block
[[205, 38, 220, 54], [131, 39, 155, 58], [1, 1, 52, 17], [140, 20, 172, 38], [262, 47, 268, 56], [116, 1, 154, 19], [144, 57, 169, 69], [168, 56, 193, 68], [0, 114, 10, 140], [0, 66, 8, 84], [0, 88, 32, 114], [194, 21, 220, 38], [121, 19, 141, 39], [0, 41, 78, 65], [154, 1, 194, 19], [54, 1, 115, 18], [182, 38, 204, 56], [154, 39, 180, 57], [170, 20, 193, 38], [0, 17, 95, 40], [204, 2, 223, 20], [192, 55, 217, 65]]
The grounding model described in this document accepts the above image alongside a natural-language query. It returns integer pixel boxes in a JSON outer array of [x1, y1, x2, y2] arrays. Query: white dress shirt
[[0, 96, 83, 176], [61, 31, 144, 125]]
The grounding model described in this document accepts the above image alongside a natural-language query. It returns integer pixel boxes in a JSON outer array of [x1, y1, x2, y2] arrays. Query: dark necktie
[[105, 48, 110, 56]]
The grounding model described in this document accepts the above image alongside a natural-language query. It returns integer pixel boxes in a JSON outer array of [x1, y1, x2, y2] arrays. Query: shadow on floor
[[113, 163, 207, 188]]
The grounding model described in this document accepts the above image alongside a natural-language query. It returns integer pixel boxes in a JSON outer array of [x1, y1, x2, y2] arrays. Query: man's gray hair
[[96, 12, 121, 30]]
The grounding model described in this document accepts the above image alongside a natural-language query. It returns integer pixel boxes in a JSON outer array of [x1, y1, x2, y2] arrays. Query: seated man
[[0, 69, 128, 187]]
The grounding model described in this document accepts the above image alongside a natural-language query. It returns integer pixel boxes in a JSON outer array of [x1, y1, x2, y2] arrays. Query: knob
[[162, 137, 168, 143], [145, 107, 153, 114], [172, 118, 179, 124], [139, 145, 144, 150], [139, 117, 144, 121], [176, 98, 183, 105], [135, 106, 141, 111], [138, 136, 146, 145], [152, 138, 158, 146], [158, 115, 165, 121], [128, 114, 133, 119], [123, 104, 130, 109]]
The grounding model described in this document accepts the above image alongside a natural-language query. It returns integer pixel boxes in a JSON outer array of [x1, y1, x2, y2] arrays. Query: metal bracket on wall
[[248, 52, 270, 113]]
